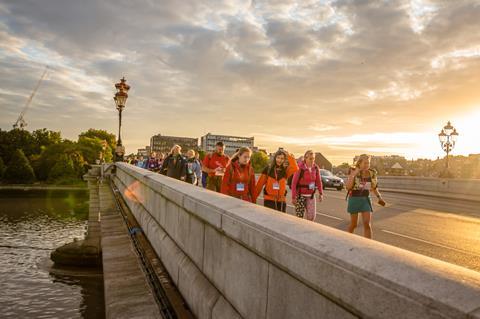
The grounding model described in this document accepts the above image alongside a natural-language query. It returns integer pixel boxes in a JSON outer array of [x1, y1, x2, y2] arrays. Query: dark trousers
[[264, 199, 286, 212]]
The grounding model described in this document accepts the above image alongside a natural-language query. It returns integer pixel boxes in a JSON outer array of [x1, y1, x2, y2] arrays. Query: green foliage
[[251, 151, 270, 173], [31, 141, 81, 181], [48, 154, 77, 183], [0, 128, 115, 185], [0, 157, 5, 178], [77, 136, 105, 164], [0, 128, 61, 164], [79, 129, 116, 160], [4, 149, 36, 184], [197, 150, 206, 161]]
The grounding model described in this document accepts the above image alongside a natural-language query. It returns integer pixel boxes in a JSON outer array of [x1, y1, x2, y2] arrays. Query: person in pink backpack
[[291, 150, 324, 221]]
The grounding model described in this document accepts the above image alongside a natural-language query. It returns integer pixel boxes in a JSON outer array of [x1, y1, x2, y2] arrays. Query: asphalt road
[[259, 188, 480, 272]]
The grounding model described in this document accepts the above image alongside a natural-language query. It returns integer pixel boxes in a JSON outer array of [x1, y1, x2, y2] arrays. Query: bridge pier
[[50, 166, 102, 267]]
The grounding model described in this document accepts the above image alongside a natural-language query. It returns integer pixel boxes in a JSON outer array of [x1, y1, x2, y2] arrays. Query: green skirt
[[347, 196, 373, 214]]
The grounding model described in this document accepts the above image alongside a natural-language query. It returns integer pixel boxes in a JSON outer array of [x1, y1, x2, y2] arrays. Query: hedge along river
[[0, 188, 105, 319]]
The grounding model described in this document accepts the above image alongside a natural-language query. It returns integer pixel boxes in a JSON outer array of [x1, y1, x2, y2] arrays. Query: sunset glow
[[1, 1, 479, 164]]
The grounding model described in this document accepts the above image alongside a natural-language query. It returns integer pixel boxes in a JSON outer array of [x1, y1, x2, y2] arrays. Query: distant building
[[315, 152, 333, 171], [353, 155, 407, 175], [200, 133, 254, 155], [150, 134, 198, 155], [388, 162, 406, 176], [137, 148, 148, 157]]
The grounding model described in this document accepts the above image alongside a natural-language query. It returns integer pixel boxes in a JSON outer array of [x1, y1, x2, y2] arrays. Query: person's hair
[[231, 147, 252, 163], [187, 149, 196, 157], [355, 154, 371, 168], [216, 141, 225, 147], [268, 150, 287, 175], [170, 144, 181, 155], [304, 150, 314, 159]]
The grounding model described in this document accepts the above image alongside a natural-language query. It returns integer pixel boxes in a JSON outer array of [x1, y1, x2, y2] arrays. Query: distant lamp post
[[438, 121, 459, 177], [113, 77, 130, 162]]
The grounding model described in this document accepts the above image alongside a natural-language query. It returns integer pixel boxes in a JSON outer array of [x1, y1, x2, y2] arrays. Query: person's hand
[[292, 198, 297, 205], [378, 198, 386, 207], [349, 167, 359, 176], [318, 194, 324, 202]]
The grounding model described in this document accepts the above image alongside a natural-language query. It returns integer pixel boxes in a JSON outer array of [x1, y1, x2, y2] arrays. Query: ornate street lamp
[[438, 121, 459, 177], [113, 77, 130, 162]]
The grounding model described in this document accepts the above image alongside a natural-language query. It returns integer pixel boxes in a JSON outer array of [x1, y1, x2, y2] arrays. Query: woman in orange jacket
[[221, 147, 257, 203], [255, 149, 299, 212]]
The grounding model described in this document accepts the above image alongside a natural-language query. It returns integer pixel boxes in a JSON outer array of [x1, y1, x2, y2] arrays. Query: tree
[[77, 136, 105, 164], [197, 150, 206, 161], [48, 154, 77, 183], [0, 157, 5, 179], [32, 128, 61, 153], [31, 141, 86, 181], [250, 151, 270, 173], [79, 129, 116, 160], [0, 128, 35, 163], [4, 149, 36, 184]]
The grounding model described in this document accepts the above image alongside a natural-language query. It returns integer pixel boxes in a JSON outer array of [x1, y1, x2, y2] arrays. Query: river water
[[0, 189, 105, 318]]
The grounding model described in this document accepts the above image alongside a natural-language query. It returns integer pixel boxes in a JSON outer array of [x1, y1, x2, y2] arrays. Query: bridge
[[81, 163, 480, 319]]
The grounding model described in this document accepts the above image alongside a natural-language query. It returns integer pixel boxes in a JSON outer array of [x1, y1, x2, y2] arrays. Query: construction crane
[[13, 66, 49, 129]]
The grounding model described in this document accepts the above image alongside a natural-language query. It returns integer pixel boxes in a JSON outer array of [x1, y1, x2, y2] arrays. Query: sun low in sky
[[0, 0, 479, 164]]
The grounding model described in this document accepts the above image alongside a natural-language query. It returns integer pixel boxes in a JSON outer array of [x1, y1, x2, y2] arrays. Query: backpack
[[287, 169, 305, 190]]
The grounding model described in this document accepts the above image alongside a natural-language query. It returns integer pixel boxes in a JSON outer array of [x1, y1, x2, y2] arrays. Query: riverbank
[[0, 183, 87, 190]]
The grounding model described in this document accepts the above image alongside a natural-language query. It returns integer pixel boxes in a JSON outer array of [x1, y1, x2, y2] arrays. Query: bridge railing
[[112, 162, 480, 319], [378, 176, 480, 201]]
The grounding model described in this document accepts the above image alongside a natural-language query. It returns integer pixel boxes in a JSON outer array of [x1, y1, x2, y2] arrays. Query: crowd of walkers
[[126, 141, 385, 239]]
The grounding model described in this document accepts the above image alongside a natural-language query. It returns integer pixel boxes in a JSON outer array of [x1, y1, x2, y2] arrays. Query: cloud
[[0, 0, 479, 163]]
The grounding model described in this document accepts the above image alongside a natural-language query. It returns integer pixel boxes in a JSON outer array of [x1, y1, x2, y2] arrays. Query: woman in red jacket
[[221, 147, 256, 203], [291, 150, 323, 221]]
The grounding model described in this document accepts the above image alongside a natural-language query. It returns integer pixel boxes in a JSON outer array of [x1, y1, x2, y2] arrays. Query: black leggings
[[264, 199, 286, 212]]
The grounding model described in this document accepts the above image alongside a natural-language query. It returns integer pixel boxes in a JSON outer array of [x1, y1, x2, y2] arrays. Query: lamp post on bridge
[[438, 121, 459, 178], [113, 77, 130, 162]]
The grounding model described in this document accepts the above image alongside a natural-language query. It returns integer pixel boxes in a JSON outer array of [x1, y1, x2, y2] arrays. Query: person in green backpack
[[345, 154, 386, 239]]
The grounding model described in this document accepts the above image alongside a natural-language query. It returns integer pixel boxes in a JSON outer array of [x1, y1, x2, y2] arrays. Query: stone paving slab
[[100, 186, 161, 319]]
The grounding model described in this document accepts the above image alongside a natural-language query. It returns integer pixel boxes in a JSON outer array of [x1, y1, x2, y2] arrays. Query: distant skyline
[[1, 1, 479, 164]]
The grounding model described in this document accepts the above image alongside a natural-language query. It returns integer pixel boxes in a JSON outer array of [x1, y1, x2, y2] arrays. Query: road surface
[[259, 188, 480, 272]]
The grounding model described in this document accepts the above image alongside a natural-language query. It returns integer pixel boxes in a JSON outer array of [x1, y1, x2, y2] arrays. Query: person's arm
[[285, 153, 299, 178], [346, 168, 358, 190], [202, 155, 213, 174], [255, 169, 267, 199], [370, 170, 385, 206], [195, 161, 202, 184], [249, 168, 257, 203], [180, 158, 187, 181], [221, 164, 231, 195], [160, 157, 169, 175], [291, 170, 300, 202]]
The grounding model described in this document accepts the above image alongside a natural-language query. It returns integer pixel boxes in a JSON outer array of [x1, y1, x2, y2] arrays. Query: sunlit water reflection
[[0, 189, 104, 318]]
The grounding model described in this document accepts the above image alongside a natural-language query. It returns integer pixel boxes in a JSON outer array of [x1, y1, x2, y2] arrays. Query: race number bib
[[363, 182, 372, 190], [308, 182, 315, 190], [272, 182, 280, 190], [236, 183, 245, 192]]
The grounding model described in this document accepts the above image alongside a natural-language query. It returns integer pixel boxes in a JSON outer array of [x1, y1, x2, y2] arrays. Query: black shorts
[[264, 199, 286, 213]]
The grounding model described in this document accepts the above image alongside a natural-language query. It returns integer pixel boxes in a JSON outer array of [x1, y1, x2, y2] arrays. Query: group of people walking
[[127, 142, 385, 239]]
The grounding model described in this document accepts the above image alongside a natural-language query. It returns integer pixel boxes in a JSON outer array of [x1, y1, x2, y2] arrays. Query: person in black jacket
[[161, 145, 187, 181]]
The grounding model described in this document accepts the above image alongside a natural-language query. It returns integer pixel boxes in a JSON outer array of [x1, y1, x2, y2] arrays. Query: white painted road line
[[284, 203, 344, 221], [380, 229, 480, 257]]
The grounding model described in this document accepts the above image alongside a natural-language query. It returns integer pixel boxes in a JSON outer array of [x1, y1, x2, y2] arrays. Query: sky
[[0, 0, 479, 164]]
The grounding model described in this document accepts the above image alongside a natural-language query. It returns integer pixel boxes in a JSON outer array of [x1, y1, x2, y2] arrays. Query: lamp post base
[[115, 144, 125, 162]]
